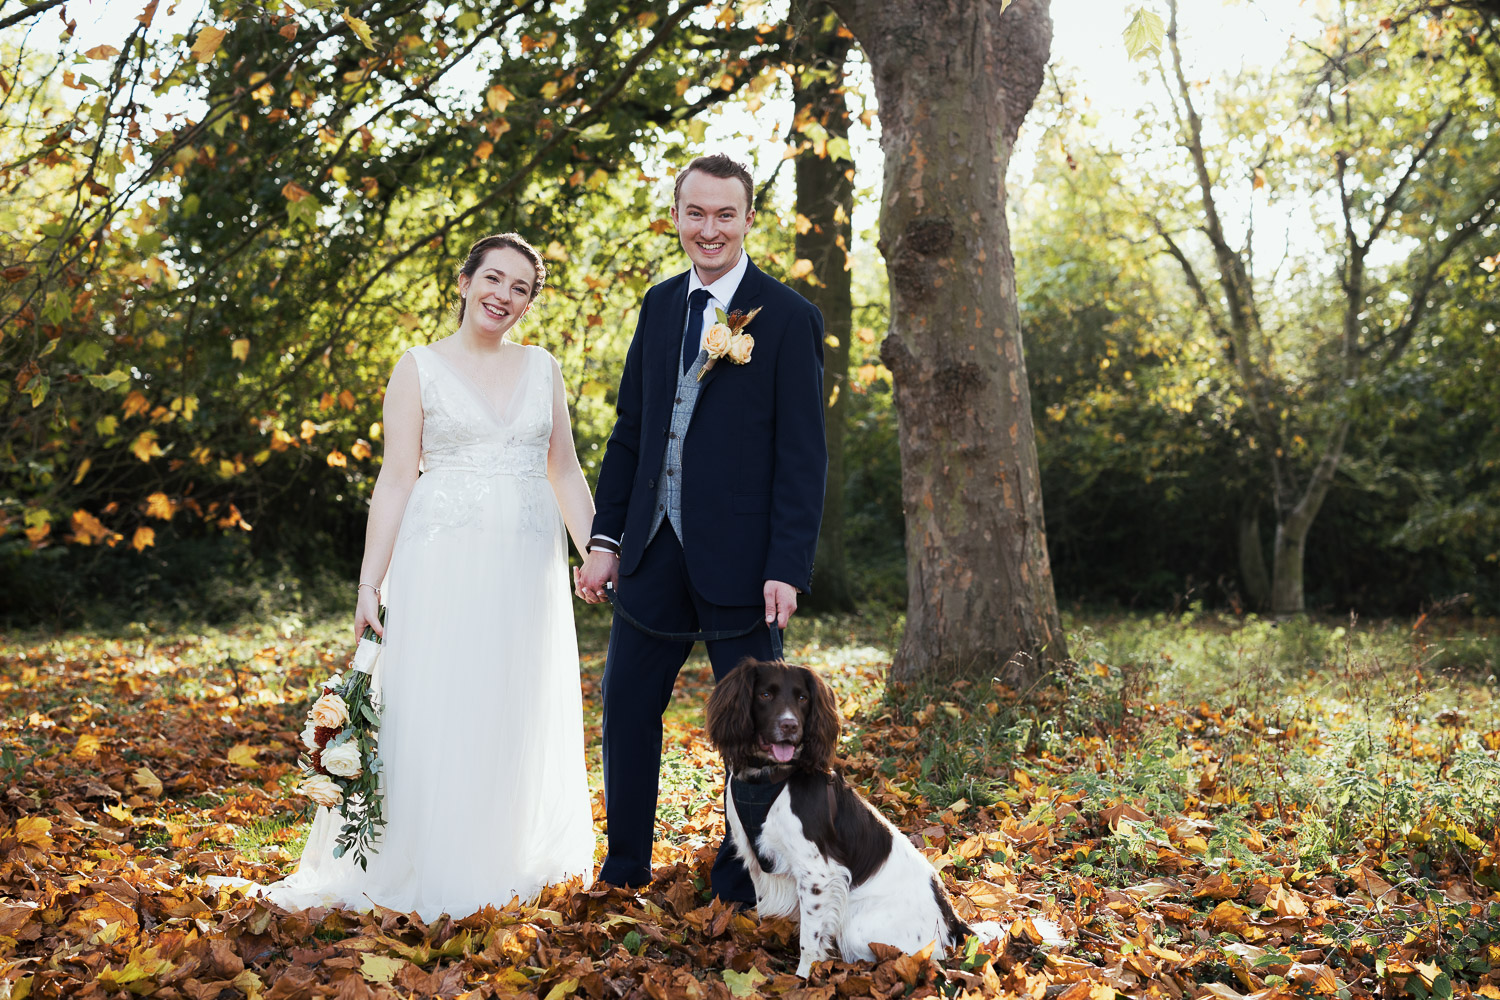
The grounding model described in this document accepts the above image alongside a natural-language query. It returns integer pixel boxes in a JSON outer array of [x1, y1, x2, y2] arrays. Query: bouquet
[[298, 615, 385, 869]]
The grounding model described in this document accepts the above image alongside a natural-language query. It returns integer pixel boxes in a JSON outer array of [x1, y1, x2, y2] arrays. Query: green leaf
[[342, 9, 376, 50], [87, 370, 130, 391], [71, 341, 107, 370], [577, 122, 614, 143], [826, 136, 852, 162], [722, 968, 766, 998], [28, 376, 49, 408], [1122, 7, 1165, 60]]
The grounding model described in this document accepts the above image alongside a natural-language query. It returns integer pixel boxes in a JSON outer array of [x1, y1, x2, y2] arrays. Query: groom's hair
[[455, 233, 547, 321], [674, 154, 754, 214]]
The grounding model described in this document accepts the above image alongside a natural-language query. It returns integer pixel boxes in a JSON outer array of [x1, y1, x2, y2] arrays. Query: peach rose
[[727, 333, 754, 365], [309, 692, 349, 730], [301, 773, 343, 808], [320, 741, 362, 779], [703, 323, 733, 358]]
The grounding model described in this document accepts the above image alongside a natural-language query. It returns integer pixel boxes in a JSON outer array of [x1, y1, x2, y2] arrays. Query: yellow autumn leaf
[[350, 439, 372, 460], [475, 140, 493, 161], [326, 450, 347, 468], [189, 26, 227, 63], [227, 744, 260, 768], [130, 430, 163, 463], [486, 84, 516, 114], [343, 9, 376, 49], [72, 458, 92, 485], [542, 978, 579, 1000], [84, 44, 121, 59], [795, 213, 813, 234], [360, 953, 406, 985], [15, 816, 53, 847], [131, 526, 155, 552], [122, 390, 150, 418], [144, 492, 176, 520], [71, 509, 112, 545], [133, 767, 164, 798], [74, 733, 102, 758], [231, 339, 249, 362], [788, 258, 815, 280], [300, 419, 318, 441]]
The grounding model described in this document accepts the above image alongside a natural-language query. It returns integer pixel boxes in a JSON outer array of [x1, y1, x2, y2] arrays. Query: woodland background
[[2, 0, 1497, 630]]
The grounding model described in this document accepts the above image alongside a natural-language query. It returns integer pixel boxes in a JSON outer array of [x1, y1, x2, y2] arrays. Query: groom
[[575, 153, 827, 903]]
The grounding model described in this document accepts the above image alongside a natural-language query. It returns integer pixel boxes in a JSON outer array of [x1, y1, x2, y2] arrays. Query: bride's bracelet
[[357, 582, 380, 597]]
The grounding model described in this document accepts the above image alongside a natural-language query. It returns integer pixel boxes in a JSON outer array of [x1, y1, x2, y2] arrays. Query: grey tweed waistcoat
[[645, 347, 710, 547]]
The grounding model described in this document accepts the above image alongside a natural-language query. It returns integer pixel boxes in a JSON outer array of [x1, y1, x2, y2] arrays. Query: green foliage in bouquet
[[298, 611, 386, 870]]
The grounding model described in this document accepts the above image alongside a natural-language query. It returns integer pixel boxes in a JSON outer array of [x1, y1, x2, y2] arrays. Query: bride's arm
[[354, 353, 423, 643], [545, 353, 596, 560]]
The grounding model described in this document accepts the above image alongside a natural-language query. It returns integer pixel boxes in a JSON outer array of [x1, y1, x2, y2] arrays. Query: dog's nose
[[776, 717, 801, 740]]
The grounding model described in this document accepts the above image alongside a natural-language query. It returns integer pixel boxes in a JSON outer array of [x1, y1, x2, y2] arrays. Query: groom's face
[[671, 170, 754, 285]]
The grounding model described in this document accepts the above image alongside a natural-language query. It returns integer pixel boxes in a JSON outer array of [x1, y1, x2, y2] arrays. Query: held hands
[[575, 550, 619, 604], [354, 586, 384, 644], [764, 580, 798, 629]]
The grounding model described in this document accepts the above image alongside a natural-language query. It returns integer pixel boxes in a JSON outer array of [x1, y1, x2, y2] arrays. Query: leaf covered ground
[[1, 610, 1498, 1000]]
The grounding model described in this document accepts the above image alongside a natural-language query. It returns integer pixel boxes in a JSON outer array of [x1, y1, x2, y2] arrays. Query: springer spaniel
[[706, 659, 1005, 977]]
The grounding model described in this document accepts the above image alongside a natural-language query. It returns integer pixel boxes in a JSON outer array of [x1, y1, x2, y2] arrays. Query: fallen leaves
[[2, 623, 1497, 1000]]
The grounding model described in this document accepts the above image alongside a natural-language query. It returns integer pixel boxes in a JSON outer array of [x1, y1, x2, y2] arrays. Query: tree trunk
[[1237, 498, 1270, 612], [792, 4, 857, 612], [1268, 418, 1350, 617], [827, 0, 1067, 686]]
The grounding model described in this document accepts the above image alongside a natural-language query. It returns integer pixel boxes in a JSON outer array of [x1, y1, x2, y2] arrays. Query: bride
[[252, 233, 596, 919]]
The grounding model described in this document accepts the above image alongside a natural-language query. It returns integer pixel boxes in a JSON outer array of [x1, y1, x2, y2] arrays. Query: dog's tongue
[[770, 742, 796, 763]]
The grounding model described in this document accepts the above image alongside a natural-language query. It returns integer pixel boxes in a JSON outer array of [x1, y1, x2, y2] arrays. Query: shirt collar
[[687, 250, 750, 309]]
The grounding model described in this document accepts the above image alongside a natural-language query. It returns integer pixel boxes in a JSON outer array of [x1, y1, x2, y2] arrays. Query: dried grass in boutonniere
[[298, 610, 386, 869], [697, 306, 762, 381]]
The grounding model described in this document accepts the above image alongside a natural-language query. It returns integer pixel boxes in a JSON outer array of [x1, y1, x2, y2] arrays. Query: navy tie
[[683, 288, 711, 374]]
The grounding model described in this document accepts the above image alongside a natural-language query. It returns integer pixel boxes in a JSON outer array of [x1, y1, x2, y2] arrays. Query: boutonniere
[[698, 306, 762, 381]]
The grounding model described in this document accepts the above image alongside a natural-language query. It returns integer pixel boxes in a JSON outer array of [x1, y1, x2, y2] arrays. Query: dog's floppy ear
[[799, 666, 841, 771], [705, 658, 762, 763]]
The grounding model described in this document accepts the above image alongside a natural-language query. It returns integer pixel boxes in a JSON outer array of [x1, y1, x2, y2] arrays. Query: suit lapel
[[653, 270, 692, 398], [698, 259, 767, 390]]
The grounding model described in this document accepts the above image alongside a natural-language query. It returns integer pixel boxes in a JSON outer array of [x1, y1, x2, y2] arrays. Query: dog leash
[[602, 583, 784, 661]]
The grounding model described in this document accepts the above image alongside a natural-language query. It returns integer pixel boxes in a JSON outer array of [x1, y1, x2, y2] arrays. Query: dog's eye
[[758, 691, 772, 700], [797, 693, 807, 701]]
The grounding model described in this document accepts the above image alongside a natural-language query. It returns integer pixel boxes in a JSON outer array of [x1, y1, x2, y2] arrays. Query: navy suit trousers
[[598, 527, 777, 903]]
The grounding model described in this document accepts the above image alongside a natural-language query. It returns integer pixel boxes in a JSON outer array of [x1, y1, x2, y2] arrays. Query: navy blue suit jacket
[[591, 259, 827, 607]]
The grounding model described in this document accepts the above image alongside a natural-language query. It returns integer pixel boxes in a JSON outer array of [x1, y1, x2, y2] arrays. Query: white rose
[[320, 741, 363, 779], [703, 323, 733, 358], [727, 333, 754, 365], [301, 724, 321, 751], [301, 773, 343, 808], [309, 693, 350, 730]]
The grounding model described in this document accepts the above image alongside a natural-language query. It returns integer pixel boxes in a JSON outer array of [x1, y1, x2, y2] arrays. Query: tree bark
[[1237, 498, 1270, 612], [827, 0, 1067, 686], [792, 4, 857, 612]]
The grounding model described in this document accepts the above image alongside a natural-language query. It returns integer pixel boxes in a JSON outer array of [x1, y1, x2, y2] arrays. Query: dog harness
[[729, 775, 788, 873]]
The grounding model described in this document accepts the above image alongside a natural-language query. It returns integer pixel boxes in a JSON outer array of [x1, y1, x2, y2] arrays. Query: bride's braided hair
[[456, 233, 547, 322]]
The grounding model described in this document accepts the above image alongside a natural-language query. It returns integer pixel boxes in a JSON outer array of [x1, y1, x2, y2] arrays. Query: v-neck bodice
[[409, 343, 553, 479]]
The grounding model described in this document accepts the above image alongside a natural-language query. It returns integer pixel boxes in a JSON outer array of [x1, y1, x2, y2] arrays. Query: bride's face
[[460, 247, 536, 336]]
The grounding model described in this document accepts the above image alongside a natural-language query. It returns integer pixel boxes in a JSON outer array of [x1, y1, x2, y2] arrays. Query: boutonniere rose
[[698, 306, 763, 381]]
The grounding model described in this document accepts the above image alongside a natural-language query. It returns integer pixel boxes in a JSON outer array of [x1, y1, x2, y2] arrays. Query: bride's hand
[[354, 586, 384, 644]]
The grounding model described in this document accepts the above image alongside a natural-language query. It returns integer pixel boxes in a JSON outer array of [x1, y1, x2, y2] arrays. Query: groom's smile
[[671, 168, 755, 285]]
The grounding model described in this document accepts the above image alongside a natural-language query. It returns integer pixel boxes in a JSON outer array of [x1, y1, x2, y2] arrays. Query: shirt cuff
[[587, 535, 621, 555]]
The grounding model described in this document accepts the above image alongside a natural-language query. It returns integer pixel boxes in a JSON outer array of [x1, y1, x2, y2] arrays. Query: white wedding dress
[[240, 343, 595, 920]]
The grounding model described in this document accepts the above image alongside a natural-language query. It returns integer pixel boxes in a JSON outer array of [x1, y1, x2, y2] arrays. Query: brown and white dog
[[705, 659, 1005, 977]]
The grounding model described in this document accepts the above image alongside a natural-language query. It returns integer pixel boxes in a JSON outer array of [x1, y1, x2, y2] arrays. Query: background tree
[[1146, 0, 1500, 615], [827, 0, 1068, 685], [789, 1, 857, 611]]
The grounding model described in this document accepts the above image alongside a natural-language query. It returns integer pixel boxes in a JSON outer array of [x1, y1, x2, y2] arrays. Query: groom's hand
[[576, 550, 619, 604], [763, 580, 798, 629]]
